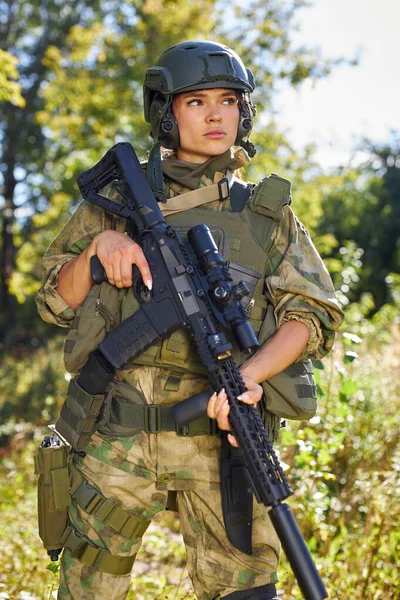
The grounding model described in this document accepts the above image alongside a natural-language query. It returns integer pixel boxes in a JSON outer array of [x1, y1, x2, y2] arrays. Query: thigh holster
[[34, 434, 71, 560], [220, 432, 253, 555]]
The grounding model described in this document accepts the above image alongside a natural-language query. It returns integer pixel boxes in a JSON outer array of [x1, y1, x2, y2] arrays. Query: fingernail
[[237, 393, 250, 401], [146, 279, 152, 291], [223, 400, 229, 411]]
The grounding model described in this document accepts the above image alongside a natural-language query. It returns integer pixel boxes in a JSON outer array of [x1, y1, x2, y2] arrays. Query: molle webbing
[[56, 378, 106, 452], [70, 465, 150, 539], [62, 466, 151, 574], [61, 526, 136, 575]]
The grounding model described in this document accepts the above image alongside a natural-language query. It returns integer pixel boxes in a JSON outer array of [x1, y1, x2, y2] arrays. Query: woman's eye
[[223, 97, 237, 105], [187, 99, 202, 106]]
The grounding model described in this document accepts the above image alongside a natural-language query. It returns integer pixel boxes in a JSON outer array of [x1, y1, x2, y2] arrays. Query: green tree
[[0, 0, 104, 343], [317, 135, 400, 309], [0, 49, 25, 106]]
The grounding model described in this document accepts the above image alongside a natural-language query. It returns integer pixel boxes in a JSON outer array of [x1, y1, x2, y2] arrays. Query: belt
[[109, 399, 220, 436]]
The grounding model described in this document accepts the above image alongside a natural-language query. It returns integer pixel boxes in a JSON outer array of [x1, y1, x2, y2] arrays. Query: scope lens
[[187, 224, 223, 269]]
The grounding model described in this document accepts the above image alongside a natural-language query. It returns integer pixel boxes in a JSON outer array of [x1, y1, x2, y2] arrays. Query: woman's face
[[172, 88, 240, 163]]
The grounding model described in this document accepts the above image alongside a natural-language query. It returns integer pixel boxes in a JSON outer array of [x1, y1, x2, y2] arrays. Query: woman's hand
[[206, 374, 263, 447], [90, 230, 152, 289], [57, 230, 153, 309]]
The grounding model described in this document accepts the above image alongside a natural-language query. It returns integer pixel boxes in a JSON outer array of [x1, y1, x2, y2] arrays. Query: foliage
[[0, 0, 104, 340], [0, 334, 65, 425], [278, 321, 400, 598], [0, 49, 25, 107], [317, 135, 400, 310]]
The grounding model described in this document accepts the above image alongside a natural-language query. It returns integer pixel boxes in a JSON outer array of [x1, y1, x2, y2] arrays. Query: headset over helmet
[[143, 40, 257, 156]]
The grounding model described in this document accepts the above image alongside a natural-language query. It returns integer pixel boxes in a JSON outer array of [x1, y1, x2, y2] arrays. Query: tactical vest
[[64, 174, 284, 371], [63, 173, 317, 426]]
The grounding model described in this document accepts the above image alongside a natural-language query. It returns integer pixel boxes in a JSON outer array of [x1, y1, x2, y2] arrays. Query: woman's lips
[[204, 129, 226, 139]]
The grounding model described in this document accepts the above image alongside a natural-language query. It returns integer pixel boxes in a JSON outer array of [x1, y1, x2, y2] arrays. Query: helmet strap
[[240, 139, 257, 158], [147, 143, 166, 201]]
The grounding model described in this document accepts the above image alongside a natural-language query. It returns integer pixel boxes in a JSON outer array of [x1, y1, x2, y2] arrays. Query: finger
[[216, 399, 231, 431], [103, 261, 115, 286], [120, 256, 133, 287], [111, 260, 124, 289], [130, 246, 152, 290], [214, 388, 227, 416], [207, 388, 227, 420], [206, 392, 217, 419], [237, 384, 263, 405], [113, 244, 135, 288], [237, 391, 256, 405], [227, 433, 239, 448]]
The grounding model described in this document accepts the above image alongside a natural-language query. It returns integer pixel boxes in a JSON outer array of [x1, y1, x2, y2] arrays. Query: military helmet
[[143, 40, 256, 155]]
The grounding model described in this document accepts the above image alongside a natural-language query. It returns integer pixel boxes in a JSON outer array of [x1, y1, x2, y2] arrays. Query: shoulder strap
[[158, 172, 229, 217], [159, 171, 254, 217]]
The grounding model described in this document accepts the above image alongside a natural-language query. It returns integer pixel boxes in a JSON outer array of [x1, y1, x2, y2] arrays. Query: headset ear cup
[[235, 98, 255, 146], [235, 115, 253, 146], [149, 97, 180, 149], [160, 107, 179, 149]]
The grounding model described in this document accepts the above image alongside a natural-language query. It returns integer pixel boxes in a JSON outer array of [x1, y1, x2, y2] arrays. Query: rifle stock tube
[[172, 390, 211, 424], [269, 503, 328, 600]]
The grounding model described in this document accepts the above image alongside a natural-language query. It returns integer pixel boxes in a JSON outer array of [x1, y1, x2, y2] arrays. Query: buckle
[[175, 422, 190, 437], [217, 178, 229, 201], [144, 405, 161, 433]]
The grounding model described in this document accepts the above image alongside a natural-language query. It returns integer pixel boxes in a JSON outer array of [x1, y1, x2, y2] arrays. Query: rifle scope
[[188, 224, 259, 355]]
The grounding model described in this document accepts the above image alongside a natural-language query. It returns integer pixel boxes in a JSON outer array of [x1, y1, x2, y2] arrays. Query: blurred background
[[0, 1, 399, 598]]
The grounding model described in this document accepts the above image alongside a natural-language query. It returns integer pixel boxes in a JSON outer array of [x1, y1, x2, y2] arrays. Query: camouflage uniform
[[36, 170, 343, 599]]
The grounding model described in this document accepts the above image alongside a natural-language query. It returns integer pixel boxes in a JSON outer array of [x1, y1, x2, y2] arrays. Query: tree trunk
[[0, 134, 17, 343]]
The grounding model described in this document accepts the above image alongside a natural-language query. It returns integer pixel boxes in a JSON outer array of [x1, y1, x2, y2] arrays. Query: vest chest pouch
[[248, 173, 292, 220]]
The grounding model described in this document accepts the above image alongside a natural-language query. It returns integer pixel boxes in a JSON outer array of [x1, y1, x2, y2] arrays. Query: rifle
[[76, 142, 328, 600]]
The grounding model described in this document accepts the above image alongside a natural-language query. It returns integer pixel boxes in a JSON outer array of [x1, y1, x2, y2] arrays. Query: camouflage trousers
[[58, 430, 280, 600]]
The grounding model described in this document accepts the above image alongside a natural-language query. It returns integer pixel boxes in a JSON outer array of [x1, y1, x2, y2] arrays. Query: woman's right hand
[[89, 231, 152, 289], [57, 230, 152, 309]]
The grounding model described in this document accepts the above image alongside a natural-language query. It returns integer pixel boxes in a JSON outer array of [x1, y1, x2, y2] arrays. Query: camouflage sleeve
[[264, 205, 344, 359], [36, 188, 126, 328]]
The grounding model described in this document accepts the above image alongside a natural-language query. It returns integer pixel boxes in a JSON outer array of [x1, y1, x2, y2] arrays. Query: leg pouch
[[34, 433, 71, 560]]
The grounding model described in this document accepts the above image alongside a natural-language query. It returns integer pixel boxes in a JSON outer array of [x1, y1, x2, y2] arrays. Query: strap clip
[[144, 404, 162, 433], [218, 177, 230, 201], [175, 422, 190, 437]]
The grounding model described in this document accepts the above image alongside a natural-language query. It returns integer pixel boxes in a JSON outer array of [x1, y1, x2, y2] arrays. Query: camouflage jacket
[[37, 171, 343, 357]]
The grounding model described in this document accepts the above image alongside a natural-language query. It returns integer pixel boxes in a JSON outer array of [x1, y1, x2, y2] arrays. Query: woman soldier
[[37, 40, 343, 600]]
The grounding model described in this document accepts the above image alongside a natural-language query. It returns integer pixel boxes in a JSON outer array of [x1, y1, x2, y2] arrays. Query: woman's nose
[[206, 105, 222, 122]]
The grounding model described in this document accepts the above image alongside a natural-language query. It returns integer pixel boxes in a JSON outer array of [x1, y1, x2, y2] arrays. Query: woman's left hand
[[206, 375, 263, 447]]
